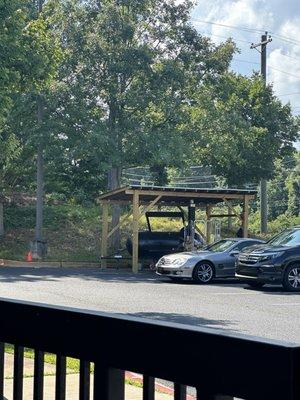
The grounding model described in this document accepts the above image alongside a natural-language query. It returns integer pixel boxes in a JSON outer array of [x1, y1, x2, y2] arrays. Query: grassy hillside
[[0, 204, 299, 262], [0, 205, 101, 262]]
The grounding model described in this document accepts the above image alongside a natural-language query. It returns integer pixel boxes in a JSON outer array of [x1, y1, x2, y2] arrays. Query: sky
[[190, 0, 300, 125]]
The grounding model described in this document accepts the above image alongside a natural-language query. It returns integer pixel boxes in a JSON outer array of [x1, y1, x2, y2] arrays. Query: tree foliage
[[47, 0, 234, 191], [189, 73, 299, 185], [0, 0, 62, 194], [1, 0, 299, 215]]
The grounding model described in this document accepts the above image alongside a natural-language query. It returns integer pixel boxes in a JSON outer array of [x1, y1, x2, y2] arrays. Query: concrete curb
[[0, 260, 154, 273], [0, 259, 102, 268], [126, 371, 196, 399]]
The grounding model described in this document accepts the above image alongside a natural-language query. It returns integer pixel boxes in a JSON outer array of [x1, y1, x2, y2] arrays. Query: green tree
[[49, 0, 234, 249], [267, 158, 291, 219], [0, 0, 30, 236], [189, 73, 299, 185], [2, 0, 62, 249], [286, 152, 300, 216]]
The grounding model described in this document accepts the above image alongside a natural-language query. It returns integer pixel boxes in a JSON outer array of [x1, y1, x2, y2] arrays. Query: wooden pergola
[[99, 185, 257, 273]]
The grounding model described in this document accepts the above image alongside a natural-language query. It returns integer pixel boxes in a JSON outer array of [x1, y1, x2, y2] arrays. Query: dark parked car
[[236, 227, 300, 291]]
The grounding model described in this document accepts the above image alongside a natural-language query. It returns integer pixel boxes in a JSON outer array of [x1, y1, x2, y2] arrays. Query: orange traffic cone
[[26, 251, 33, 262]]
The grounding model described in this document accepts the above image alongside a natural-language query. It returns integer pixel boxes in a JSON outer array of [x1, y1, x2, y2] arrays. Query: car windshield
[[205, 239, 236, 252], [268, 228, 300, 247]]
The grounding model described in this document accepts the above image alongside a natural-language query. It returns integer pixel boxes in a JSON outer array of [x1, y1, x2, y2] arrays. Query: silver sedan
[[156, 238, 264, 283]]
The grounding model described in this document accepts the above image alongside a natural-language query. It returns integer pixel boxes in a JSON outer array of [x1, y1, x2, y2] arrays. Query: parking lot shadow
[[127, 311, 238, 332], [0, 267, 163, 284], [243, 285, 300, 295]]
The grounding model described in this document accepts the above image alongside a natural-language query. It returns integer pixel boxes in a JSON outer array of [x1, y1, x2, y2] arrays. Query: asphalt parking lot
[[0, 267, 300, 343]]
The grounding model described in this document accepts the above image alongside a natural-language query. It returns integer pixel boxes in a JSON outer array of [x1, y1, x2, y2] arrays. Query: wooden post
[[132, 191, 140, 273], [243, 196, 249, 238], [227, 205, 232, 231], [206, 204, 212, 244], [0, 202, 4, 237], [101, 202, 109, 268]]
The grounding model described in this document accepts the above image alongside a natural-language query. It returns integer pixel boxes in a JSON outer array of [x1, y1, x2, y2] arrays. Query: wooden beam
[[99, 187, 127, 201], [100, 200, 132, 205], [107, 210, 132, 239], [132, 191, 140, 274], [210, 214, 237, 218], [222, 198, 241, 236], [206, 204, 212, 244], [228, 205, 233, 231], [195, 224, 206, 241], [222, 198, 239, 216], [125, 189, 255, 200], [101, 202, 109, 269], [243, 195, 249, 238], [138, 195, 162, 220]]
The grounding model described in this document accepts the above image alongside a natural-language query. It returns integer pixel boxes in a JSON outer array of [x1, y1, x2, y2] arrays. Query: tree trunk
[[34, 95, 46, 258], [149, 165, 168, 186], [0, 202, 4, 237], [35, 143, 44, 242], [108, 167, 122, 252]]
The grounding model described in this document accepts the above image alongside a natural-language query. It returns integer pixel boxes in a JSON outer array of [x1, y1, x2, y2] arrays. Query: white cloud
[[191, 0, 300, 117], [190, 0, 300, 147], [268, 19, 300, 114], [192, 0, 273, 41], [211, 0, 272, 36]]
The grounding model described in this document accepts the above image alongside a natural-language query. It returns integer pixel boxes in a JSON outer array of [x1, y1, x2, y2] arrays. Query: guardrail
[[0, 298, 299, 399]]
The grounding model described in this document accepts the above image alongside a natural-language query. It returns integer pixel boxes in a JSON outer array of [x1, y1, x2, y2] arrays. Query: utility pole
[[250, 32, 272, 234]]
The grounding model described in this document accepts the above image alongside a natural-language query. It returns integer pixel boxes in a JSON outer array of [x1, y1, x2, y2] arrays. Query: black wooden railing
[[0, 298, 299, 400]]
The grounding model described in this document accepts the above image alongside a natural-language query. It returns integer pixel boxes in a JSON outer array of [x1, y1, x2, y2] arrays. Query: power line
[[191, 18, 265, 34], [280, 53, 300, 63], [191, 18, 300, 49], [232, 58, 260, 65], [267, 65, 300, 79], [197, 31, 251, 45], [277, 92, 300, 97], [232, 58, 300, 79], [270, 33, 300, 48]]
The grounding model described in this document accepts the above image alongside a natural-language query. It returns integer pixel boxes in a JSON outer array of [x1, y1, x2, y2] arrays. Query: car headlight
[[171, 257, 188, 266], [260, 251, 285, 262]]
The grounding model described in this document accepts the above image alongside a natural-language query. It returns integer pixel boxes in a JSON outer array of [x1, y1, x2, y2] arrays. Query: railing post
[[143, 375, 155, 400], [13, 345, 24, 400], [94, 364, 124, 400], [55, 355, 66, 400], [33, 350, 44, 400], [174, 383, 187, 400], [0, 343, 4, 399], [79, 360, 90, 400]]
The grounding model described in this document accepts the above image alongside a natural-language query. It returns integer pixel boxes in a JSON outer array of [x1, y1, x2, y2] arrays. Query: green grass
[[5, 344, 81, 372], [4, 345, 150, 390], [1, 204, 298, 262], [0, 205, 101, 262]]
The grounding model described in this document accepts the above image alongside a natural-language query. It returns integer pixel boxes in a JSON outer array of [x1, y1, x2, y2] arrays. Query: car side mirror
[[230, 251, 239, 257]]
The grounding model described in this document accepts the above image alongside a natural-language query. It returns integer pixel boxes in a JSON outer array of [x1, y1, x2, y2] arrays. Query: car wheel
[[247, 282, 265, 289], [283, 263, 300, 292], [193, 261, 214, 284]]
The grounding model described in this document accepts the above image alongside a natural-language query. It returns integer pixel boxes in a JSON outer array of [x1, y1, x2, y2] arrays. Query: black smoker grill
[[126, 211, 202, 260]]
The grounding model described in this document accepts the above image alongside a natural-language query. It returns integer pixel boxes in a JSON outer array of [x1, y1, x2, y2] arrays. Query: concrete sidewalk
[[4, 374, 173, 400], [3, 354, 173, 400]]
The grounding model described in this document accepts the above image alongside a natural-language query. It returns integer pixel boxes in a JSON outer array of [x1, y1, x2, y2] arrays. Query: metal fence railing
[[0, 298, 299, 400]]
